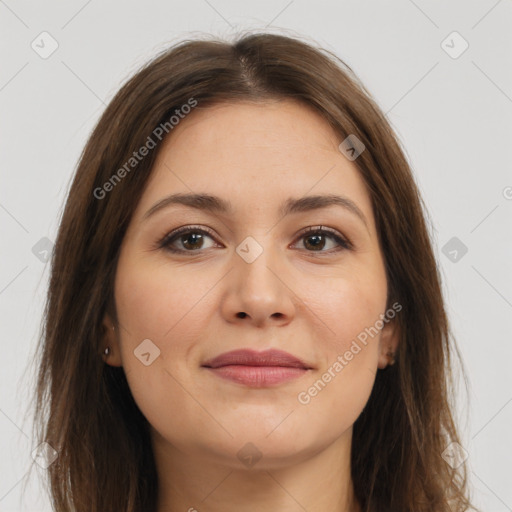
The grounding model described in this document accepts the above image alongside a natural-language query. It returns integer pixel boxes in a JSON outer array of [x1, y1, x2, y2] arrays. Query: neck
[[152, 427, 362, 512]]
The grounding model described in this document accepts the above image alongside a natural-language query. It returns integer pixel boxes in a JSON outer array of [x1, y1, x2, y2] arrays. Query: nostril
[[237, 312, 248, 318]]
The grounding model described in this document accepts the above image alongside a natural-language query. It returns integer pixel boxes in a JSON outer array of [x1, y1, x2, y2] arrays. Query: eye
[[158, 225, 352, 255], [158, 225, 219, 253], [292, 225, 352, 255]]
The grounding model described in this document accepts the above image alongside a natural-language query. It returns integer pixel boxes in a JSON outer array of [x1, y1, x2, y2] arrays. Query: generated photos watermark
[[297, 301, 402, 405], [93, 97, 198, 200]]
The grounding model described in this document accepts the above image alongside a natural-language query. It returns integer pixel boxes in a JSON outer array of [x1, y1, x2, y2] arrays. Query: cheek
[[113, 260, 214, 434], [317, 269, 387, 351], [113, 257, 221, 401], [295, 278, 384, 429], [299, 267, 387, 418], [114, 258, 214, 342]]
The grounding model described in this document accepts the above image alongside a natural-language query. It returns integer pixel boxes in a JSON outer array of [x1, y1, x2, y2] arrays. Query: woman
[[30, 31, 475, 511]]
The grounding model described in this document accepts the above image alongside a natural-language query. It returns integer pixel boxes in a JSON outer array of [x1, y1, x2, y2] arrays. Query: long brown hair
[[28, 30, 476, 511]]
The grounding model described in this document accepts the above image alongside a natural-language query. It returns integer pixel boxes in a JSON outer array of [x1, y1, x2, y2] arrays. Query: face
[[102, 100, 398, 469]]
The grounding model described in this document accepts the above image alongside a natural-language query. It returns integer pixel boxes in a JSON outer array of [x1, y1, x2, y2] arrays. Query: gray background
[[1, 1, 511, 510]]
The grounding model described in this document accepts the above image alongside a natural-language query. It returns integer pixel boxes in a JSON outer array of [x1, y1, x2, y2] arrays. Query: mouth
[[201, 348, 313, 387]]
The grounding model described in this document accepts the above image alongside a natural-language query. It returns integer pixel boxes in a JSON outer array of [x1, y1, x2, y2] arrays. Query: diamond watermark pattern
[[31, 32, 59, 59], [31, 442, 59, 469], [236, 236, 263, 264], [134, 339, 161, 366], [441, 31, 469, 59], [31, 237, 54, 263], [441, 441, 469, 469], [442, 236, 468, 263], [338, 134, 365, 161], [237, 442, 263, 468]]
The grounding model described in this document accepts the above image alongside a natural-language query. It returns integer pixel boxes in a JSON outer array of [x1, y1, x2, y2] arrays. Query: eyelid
[[157, 224, 353, 254], [293, 225, 353, 251], [157, 225, 219, 250]]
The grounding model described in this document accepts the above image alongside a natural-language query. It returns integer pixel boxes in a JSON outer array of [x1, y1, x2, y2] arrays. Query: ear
[[377, 317, 400, 370], [100, 313, 123, 367]]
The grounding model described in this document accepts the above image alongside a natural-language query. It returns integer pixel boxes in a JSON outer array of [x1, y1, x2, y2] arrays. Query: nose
[[220, 242, 296, 328]]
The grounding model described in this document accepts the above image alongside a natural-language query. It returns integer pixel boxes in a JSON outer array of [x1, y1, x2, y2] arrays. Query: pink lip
[[202, 349, 313, 387]]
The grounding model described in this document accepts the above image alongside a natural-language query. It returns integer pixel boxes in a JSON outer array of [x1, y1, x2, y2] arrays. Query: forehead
[[133, 100, 374, 226], [162, 99, 341, 157]]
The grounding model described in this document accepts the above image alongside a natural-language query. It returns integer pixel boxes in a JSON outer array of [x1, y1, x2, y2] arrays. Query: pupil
[[183, 233, 202, 250], [306, 234, 324, 250], [179, 233, 327, 251]]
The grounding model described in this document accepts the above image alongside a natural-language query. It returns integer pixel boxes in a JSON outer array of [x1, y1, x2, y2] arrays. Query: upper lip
[[202, 349, 312, 369]]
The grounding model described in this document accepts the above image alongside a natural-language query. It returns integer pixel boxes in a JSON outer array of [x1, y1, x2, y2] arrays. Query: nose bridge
[[234, 234, 281, 292], [223, 232, 295, 325]]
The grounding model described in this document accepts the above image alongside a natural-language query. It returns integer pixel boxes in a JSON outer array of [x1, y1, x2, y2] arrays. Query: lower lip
[[205, 365, 309, 387]]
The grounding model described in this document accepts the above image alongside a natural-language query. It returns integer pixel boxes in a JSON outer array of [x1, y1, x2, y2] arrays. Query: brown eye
[[158, 225, 352, 256], [295, 226, 352, 254], [179, 232, 206, 250], [303, 233, 327, 251], [159, 226, 218, 253]]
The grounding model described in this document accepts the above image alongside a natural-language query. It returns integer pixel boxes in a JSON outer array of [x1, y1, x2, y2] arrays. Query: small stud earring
[[386, 351, 396, 366], [104, 346, 111, 356]]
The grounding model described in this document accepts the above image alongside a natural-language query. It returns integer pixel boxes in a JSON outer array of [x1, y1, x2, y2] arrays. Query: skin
[[101, 100, 399, 512]]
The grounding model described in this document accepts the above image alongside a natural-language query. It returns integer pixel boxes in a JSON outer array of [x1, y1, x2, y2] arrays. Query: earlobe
[[100, 314, 123, 367], [377, 318, 400, 370]]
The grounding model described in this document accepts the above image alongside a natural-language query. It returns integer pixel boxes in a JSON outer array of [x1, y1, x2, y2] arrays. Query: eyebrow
[[142, 192, 369, 229]]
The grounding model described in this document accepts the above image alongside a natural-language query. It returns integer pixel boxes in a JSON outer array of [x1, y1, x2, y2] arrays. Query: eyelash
[[157, 225, 353, 256]]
